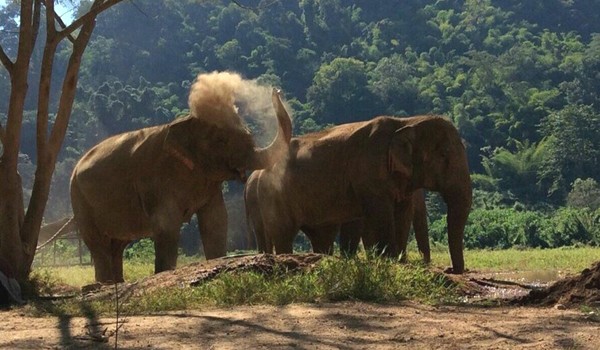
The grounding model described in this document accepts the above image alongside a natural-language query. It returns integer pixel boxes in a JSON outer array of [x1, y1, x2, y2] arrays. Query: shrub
[[430, 207, 600, 249]]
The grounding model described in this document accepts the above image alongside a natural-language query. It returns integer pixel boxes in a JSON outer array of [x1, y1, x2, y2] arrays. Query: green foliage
[[431, 207, 600, 250], [567, 178, 600, 210], [539, 104, 600, 201], [7, 0, 600, 220], [542, 208, 596, 247], [307, 57, 377, 124], [480, 140, 551, 204], [123, 239, 155, 261]]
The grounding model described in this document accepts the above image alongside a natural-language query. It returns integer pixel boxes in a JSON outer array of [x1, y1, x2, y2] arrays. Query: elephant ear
[[164, 116, 197, 171], [388, 125, 416, 179]]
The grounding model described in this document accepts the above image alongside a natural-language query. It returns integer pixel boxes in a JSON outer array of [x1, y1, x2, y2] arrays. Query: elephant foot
[[444, 266, 465, 274]]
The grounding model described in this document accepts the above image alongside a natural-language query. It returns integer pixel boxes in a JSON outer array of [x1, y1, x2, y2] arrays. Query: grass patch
[[26, 247, 600, 316], [430, 246, 600, 273], [132, 255, 457, 311], [28, 255, 458, 316]]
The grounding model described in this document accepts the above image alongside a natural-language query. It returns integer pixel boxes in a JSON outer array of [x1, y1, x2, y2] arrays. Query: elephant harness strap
[[166, 146, 195, 171]]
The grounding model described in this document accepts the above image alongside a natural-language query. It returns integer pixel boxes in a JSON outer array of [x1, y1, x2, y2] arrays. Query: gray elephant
[[71, 72, 292, 283], [244, 115, 471, 273]]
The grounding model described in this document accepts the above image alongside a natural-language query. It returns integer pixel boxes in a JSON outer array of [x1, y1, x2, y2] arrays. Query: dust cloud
[[187, 71, 291, 146]]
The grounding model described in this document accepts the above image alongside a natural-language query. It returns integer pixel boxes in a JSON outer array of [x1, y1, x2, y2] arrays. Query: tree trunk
[[0, 0, 125, 283]]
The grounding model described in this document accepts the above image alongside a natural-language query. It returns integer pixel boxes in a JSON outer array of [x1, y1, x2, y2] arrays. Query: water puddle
[[485, 270, 562, 287], [462, 269, 563, 302]]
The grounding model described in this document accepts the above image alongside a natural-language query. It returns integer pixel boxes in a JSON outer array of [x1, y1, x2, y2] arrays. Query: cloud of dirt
[[188, 71, 294, 252], [187, 71, 291, 146]]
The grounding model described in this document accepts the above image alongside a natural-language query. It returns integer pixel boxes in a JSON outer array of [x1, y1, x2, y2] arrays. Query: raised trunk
[[250, 89, 292, 169]]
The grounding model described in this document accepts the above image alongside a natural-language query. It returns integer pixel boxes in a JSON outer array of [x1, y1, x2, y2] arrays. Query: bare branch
[[49, 16, 96, 153], [40, 0, 77, 44], [31, 0, 42, 50], [0, 45, 14, 73], [58, 0, 125, 40], [42, 0, 56, 40]]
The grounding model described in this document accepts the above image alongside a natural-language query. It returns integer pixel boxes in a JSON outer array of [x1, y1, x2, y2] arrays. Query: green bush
[[124, 238, 155, 261], [430, 207, 599, 249], [539, 208, 595, 247]]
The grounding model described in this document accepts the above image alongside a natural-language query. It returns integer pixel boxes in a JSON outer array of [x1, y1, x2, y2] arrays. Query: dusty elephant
[[244, 115, 471, 273], [71, 72, 292, 283]]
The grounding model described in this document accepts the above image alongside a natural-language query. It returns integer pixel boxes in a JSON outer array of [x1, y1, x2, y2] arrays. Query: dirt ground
[[2, 301, 599, 349], [2, 254, 599, 349]]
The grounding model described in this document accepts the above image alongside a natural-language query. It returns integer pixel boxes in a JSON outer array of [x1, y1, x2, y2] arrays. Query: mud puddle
[[462, 269, 564, 302]]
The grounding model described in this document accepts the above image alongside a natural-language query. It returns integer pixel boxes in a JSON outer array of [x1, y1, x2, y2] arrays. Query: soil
[[2, 254, 599, 349]]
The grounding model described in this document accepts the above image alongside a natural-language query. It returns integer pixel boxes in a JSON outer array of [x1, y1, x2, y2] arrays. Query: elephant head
[[163, 72, 292, 182], [389, 116, 472, 273]]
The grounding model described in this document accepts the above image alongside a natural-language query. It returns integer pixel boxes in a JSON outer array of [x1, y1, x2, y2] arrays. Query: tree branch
[[0, 45, 14, 73], [58, 0, 125, 40], [40, 0, 76, 44], [49, 16, 96, 153], [31, 0, 42, 52]]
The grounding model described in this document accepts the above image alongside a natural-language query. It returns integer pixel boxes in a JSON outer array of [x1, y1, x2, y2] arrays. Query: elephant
[[244, 115, 471, 273], [70, 72, 292, 283], [315, 189, 430, 263], [247, 186, 430, 264]]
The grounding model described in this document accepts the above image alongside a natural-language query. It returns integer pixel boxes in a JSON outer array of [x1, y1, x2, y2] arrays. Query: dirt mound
[[515, 261, 600, 307], [80, 254, 600, 306], [82, 253, 326, 301]]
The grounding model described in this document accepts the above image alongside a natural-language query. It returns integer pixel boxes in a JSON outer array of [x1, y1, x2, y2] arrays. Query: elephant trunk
[[250, 89, 292, 170], [442, 184, 472, 274]]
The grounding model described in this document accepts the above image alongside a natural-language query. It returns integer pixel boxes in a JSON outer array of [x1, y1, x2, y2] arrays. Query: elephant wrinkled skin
[[71, 72, 292, 283], [245, 115, 471, 273]]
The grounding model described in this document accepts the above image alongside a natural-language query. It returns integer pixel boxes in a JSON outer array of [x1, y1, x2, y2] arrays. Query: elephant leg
[[87, 235, 114, 283], [394, 198, 414, 263], [249, 208, 270, 253], [110, 239, 130, 282], [412, 190, 430, 264], [197, 192, 228, 259], [154, 230, 179, 273], [303, 224, 338, 255], [339, 219, 364, 257], [268, 222, 297, 254], [77, 219, 115, 283], [261, 203, 295, 254], [362, 194, 396, 257]]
